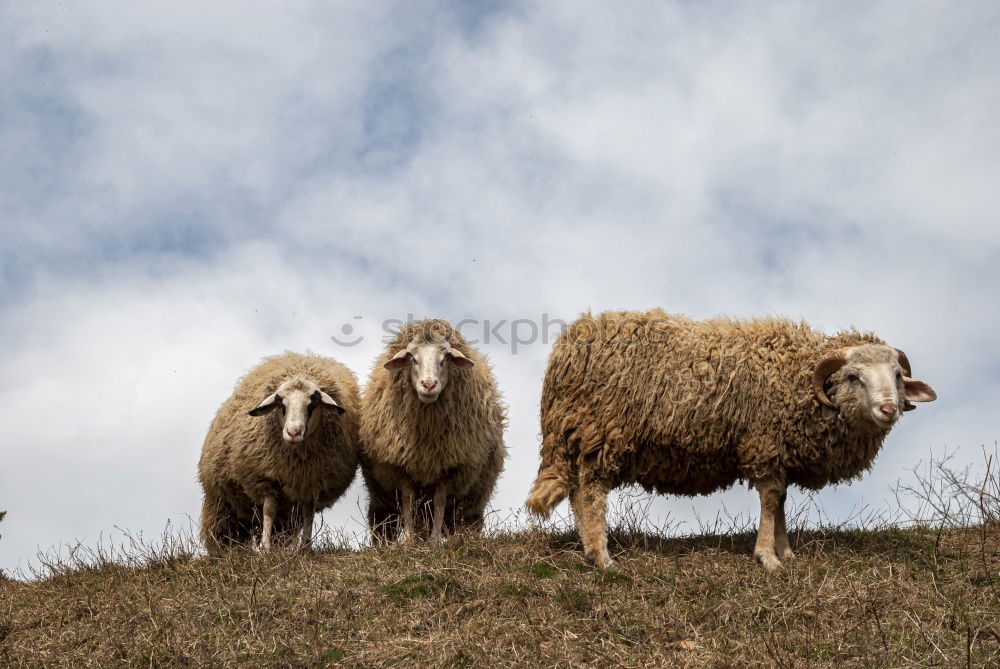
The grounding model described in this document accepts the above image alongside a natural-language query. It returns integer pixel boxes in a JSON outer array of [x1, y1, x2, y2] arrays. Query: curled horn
[[812, 349, 848, 410], [894, 348, 912, 377]]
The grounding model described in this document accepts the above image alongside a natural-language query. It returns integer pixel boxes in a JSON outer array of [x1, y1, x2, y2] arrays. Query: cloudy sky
[[2, 1, 998, 575]]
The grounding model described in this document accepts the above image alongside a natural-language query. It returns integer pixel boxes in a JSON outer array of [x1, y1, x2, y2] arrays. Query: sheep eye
[[847, 374, 859, 384]]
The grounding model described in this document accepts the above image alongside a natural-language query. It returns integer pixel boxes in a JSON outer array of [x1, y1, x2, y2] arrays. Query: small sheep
[[525, 310, 936, 569], [198, 352, 361, 554], [360, 319, 507, 543]]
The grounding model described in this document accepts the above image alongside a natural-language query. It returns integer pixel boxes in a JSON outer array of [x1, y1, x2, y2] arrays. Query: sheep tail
[[525, 434, 572, 517]]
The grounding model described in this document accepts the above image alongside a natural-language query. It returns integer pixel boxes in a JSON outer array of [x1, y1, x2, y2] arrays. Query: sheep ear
[[821, 405, 838, 421], [249, 393, 280, 416], [447, 349, 475, 368], [316, 390, 345, 414], [903, 378, 936, 404], [384, 349, 412, 371]]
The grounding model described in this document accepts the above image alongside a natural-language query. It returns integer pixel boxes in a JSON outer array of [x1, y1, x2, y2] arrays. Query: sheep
[[198, 352, 361, 554], [525, 310, 937, 570], [359, 319, 507, 543]]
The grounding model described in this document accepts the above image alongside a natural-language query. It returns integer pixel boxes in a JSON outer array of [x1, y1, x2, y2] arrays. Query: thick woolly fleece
[[198, 352, 361, 553], [359, 319, 507, 539], [526, 309, 906, 516]]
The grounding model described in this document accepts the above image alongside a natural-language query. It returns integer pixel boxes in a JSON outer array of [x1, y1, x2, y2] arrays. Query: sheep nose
[[879, 403, 897, 419], [421, 379, 438, 392], [286, 427, 301, 438]]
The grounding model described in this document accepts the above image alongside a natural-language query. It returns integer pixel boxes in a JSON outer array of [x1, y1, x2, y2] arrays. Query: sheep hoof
[[587, 553, 618, 571], [754, 551, 781, 570], [778, 547, 795, 561], [600, 559, 620, 572]]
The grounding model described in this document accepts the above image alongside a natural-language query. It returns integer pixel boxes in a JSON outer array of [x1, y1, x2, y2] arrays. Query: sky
[[1, 1, 998, 576]]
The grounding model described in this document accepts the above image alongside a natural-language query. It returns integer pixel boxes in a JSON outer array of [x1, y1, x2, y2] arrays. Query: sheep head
[[248, 376, 343, 444], [812, 345, 936, 428], [384, 337, 474, 404]]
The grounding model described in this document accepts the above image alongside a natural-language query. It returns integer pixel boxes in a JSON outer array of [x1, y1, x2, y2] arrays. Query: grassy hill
[[2, 521, 998, 667], [2, 451, 998, 667]]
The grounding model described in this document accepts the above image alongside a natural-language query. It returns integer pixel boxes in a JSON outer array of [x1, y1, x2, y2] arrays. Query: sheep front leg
[[430, 485, 448, 544], [399, 484, 416, 545], [753, 481, 783, 570], [774, 490, 794, 560], [570, 480, 616, 570], [260, 495, 277, 552]]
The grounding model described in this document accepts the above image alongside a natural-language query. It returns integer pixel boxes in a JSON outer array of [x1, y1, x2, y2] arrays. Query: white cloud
[[1, 1, 998, 574]]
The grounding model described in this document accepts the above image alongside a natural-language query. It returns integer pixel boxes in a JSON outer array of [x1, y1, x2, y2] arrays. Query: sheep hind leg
[[300, 508, 315, 550], [430, 486, 448, 544], [774, 490, 795, 561], [199, 490, 232, 556], [753, 481, 783, 570], [399, 485, 417, 545], [368, 504, 400, 544], [569, 481, 616, 570]]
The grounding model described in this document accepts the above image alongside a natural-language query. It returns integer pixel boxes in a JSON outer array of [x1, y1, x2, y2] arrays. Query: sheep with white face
[[525, 311, 938, 571], [249, 378, 344, 443], [359, 319, 507, 546], [383, 340, 475, 404], [198, 353, 361, 556]]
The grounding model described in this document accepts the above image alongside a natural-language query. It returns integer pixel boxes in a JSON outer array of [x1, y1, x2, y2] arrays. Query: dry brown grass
[[1, 523, 997, 667], [1, 449, 998, 667]]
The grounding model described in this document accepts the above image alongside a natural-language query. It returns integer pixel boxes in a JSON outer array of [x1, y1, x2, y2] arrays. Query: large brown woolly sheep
[[525, 310, 937, 570], [360, 319, 507, 543], [198, 352, 361, 554]]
